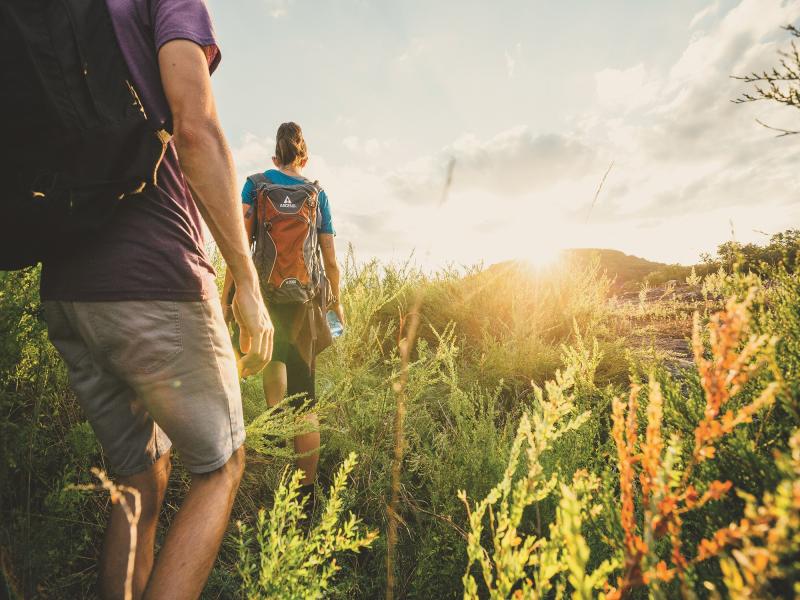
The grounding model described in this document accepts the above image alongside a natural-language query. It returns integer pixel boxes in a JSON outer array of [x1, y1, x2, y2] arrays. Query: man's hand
[[231, 281, 272, 377]]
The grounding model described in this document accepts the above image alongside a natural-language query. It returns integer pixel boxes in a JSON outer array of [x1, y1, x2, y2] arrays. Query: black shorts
[[269, 303, 316, 410]]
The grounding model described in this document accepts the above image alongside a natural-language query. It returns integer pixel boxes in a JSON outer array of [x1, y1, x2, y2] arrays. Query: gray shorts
[[44, 299, 245, 476]]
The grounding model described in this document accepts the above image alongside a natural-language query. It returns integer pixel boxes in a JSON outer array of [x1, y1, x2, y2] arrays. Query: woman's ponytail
[[275, 122, 308, 167]]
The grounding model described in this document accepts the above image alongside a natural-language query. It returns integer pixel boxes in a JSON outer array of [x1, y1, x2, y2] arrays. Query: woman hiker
[[223, 121, 344, 514]]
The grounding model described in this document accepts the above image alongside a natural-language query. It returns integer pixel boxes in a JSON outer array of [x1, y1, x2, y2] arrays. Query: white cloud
[[388, 126, 602, 203], [342, 136, 388, 156], [395, 38, 428, 64], [594, 63, 661, 112], [228, 0, 800, 268], [341, 136, 359, 152], [231, 128, 602, 268], [232, 133, 274, 178], [579, 0, 800, 232], [668, 0, 796, 90], [334, 115, 356, 129]]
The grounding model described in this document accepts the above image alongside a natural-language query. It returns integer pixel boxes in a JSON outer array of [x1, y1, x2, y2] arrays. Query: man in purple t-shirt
[[40, 1, 273, 597]]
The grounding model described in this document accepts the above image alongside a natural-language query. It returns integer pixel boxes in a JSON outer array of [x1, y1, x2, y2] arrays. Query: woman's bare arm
[[319, 233, 344, 324]]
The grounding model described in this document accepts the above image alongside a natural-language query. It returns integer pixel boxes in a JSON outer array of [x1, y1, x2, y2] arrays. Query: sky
[[205, 0, 799, 267]]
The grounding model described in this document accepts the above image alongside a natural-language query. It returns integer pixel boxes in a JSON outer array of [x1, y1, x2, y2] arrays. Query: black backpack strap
[[244, 173, 270, 248], [290, 174, 322, 195], [246, 172, 269, 190], [308, 178, 323, 195]]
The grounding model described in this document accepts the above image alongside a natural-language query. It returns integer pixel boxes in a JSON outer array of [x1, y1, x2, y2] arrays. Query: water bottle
[[327, 310, 344, 338]]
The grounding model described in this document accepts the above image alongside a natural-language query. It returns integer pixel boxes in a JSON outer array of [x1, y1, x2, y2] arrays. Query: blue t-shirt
[[241, 169, 335, 235]]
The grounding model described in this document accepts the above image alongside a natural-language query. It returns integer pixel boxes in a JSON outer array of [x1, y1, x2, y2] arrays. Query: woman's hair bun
[[275, 122, 308, 167]]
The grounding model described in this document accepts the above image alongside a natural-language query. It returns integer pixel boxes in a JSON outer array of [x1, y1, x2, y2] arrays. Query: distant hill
[[564, 249, 667, 285], [481, 249, 672, 293], [488, 235, 796, 294]]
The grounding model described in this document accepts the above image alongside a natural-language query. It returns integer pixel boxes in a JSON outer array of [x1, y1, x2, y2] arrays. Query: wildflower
[[691, 291, 777, 468], [608, 292, 779, 597]]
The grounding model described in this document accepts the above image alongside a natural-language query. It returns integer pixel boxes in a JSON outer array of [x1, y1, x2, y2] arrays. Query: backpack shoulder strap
[[305, 178, 323, 194], [245, 172, 270, 245], [247, 172, 270, 189], [289, 174, 322, 194]]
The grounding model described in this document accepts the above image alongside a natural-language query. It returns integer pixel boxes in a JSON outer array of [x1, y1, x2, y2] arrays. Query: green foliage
[[555, 476, 619, 599], [685, 267, 702, 288], [640, 230, 799, 289], [703, 230, 799, 276], [458, 364, 599, 599], [460, 272, 796, 599], [313, 256, 626, 598], [244, 395, 329, 460], [708, 427, 800, 599], [1, 230, 799, 598], [236, 453, 377, 599], [0, 269, 102, 598]]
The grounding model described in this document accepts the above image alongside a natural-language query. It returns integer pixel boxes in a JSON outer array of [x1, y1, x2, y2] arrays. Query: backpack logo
[[280, 196, 296, 209]]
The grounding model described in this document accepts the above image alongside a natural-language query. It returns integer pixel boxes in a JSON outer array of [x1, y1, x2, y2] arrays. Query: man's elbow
[[172, 115, 221, 154]]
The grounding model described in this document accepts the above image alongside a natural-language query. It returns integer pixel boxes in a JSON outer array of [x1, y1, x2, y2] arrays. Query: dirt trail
[[615, 281, 707, 374]]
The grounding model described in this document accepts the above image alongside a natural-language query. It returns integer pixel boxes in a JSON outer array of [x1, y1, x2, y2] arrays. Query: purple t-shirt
[[40, 0, 221, 302]]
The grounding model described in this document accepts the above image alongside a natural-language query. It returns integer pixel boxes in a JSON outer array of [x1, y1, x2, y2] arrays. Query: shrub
[[458, 366, 599, 598], [2, 233, 799, 599], [459, 285, 793, 599], [235, 453, 377, 599]]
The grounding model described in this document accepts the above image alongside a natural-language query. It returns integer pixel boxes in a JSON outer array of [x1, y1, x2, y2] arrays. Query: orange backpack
[[247, 172, 325, 305]]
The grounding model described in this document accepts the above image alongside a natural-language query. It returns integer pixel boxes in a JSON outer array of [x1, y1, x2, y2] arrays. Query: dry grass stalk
[[386, 297, 422, 600], [0, 544, 22, 600], [69, 468, 141, 600], [585, 160, 614, 224]]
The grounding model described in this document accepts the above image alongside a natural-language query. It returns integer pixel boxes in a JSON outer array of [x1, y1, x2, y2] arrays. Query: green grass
[[1, 237, 798, 598]]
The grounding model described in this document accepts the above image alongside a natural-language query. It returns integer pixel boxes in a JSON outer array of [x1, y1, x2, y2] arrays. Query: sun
[[519, 243, 565, 270]]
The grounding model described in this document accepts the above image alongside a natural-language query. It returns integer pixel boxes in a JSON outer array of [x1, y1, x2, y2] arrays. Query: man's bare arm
[[158, 39, 272, 374], [158, 40, 251, 282], [222, 205, 256, 323]]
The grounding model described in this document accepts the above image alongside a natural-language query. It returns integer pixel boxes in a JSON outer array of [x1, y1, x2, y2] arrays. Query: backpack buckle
[[30, 171, 59, 196]]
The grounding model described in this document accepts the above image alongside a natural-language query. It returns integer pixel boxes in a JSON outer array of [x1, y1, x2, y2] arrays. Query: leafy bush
[[236, 453, 377, 599], [0, 269, 103, 599], [458, 368, 604, 598], [460, 284, 795, 599], [1, 232, 798, 599]]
